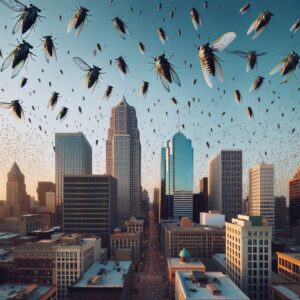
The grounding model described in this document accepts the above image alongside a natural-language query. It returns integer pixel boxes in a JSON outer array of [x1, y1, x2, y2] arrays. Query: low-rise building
[[18, 214, 41, 235], [69, 261, 132, 300], [200, 212, 225, 227], [167, 248, 206, 299], [161, 218, 225, 258], [125, 217, 144, 234], [277, 252, 300, 283], [0, 283, 57, 300], [175, 271, 250, 300], [110, 230, 142, 265]]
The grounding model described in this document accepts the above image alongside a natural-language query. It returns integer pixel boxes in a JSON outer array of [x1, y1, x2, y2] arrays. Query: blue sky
[[0, 0, 299, 202]]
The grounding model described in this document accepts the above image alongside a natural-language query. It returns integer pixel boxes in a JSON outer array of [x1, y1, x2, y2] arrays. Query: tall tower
[[55, 132, 92, 227], [161, 132, 193, 221], [208, 150, 242, 221], [249, 163, 274, 237], [289, 167, 300, 236], [6, 162, 29, 215], [106, 97, 141, 225]]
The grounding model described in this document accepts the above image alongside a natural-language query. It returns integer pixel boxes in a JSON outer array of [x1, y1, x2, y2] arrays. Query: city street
[[133, 208, 168, 300]]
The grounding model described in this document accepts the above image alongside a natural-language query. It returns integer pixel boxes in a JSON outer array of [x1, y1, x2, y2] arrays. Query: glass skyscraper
[[161, 132, 194, 220], [55, 132, 92, 227], [106, 97, 141, 225]]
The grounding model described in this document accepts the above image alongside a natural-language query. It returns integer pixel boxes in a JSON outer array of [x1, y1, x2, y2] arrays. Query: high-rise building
[[6, 162, 29, 216], [192, 193, 208, 223], [200, 177, 208, 196], [249, 163, 274, 237], [289, 167, 300, 231], [55, 132, 92, 227], [274, 196, 287, 235], [161, 132, 193, 221], [141, 188, 149, 222], [208, 150, 242, 221], [226, 215, 272, 300], [153, 187, 160, 223], [63, 175, 117, 248], [36, 182, 55, 208], [106, 97, 141, 225]]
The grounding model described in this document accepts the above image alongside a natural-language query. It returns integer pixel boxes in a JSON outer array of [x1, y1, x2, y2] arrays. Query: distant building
[[110, 230, 142, 265], [106, 97, 141, 224], [271, 284, 300, 300], [161, 217, 225, 258], [141, 189, 149, 222], [208, 150, 242, 222], [38, 210, 55, 228], [6, 162, 30, 216], [53, 234, 100, 300], [45, 192, 56, 213], [125, 217, 144, 234], [289, 167, 300, 240], [161, 132, 194, 221], [153, 187, 160, 223], [193, 193, 208, 223], [274, 196, 287, 235], [167, 248, 206, 299], [226, 215, 272, 300], [249, 163, 275, 237], [55, 132, 92, 227], [277, 252, 300, 284], [0, 284, 57, 300], [175, 271, 250, 300], [63, 175, 117, 248], [36, 182, 55, 208], [200, 212, 225, 227], [18, 214, 41, 235], [69, 261, 132, 300]]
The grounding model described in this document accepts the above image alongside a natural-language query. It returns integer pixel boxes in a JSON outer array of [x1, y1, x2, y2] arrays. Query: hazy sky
[[0, 0, 299, 202]]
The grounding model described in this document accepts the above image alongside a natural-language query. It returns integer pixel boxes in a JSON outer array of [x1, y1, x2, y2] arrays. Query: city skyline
[[0, 0, 299, 202]]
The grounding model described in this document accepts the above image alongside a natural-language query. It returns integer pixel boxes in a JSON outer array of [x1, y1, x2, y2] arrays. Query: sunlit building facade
[[55, 132, 92, 227], [106, 97, 141, 225], [289, 167, 300, 236]]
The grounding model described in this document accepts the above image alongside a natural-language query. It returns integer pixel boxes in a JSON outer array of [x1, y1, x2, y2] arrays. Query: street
[[133, 208, 168, 300]]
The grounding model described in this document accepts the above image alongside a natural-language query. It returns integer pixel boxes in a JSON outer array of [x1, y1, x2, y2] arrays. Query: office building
[[226, 215, 272, 300], [161, 132, 194, 221], [125, 217, 144, 234], [6, 162, 29, 216], [200, 212, 225, 226], [153, 187, 160, 223], [274, 196, 287, 235], [110, 230, 142, 265], [53, 234, 100, 300], [45, 192, 56, 213], [167, 248, 206, 299], [289, 167, 300, 238], [208, 150, 242, 222], [63, 175, 117, 248], [175, 271, 250, 300], [193, 193, 208, 223], [55, 132, 92, 227], [69, 261, 132, 300], [277, 252, 300, 283], [249, 163, 274, 237], [18, 214, 41, 235], [106, 97, 141, 224], [161, 217, 225, 258], [37, 182, 55, 208]]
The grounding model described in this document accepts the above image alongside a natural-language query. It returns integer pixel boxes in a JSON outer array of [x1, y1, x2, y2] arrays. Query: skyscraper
[[55, 132, 92, 227], [6, 162, 29, 216], [161, 132, 193, 221], [208, 150, 242, 221], [289, 167, 300, 240], [106, 97, 141, 225], [63, 175, 117, 249], [249, 163, 274, 237], [37, 181, 55, 207], [274, 196, 287, 236]]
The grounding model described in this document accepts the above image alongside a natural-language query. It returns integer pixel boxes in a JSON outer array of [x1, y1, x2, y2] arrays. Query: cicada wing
[[12, 105, 24, 120], [247, 18, 257, 35], [0, 50, 15, 71], [73, 57, 91, 71], [192, 17, 198, 30], [211, 32, 236, 52], [0, 102, 12, 109], [280, 69, 295, 83], [124, 23, 131, 35], [67, 14, 76, 33], [157, 71, 170, 92], [83, 72, 90, 89], [200, 58, 213, 88], [269, 59, 285, 76], [11, 58, 25, 78], [91, 79, 98, 93], [170, 66, 181, 87], [75, 19, 85, 36], [12, 13, 23, 34], [52, 45, 57, 61], [249, 79, 261, 93], [246, 60, 251, 73], [290, 22, 296, 32], [229, 50, 248, 58], [214, 57, 224, 83], [44, 45, 50, 63], [0, 0, 26, 12], [159, 33, 166, 45], [252, 26, 265, 40], [256, 52, 267, 57]]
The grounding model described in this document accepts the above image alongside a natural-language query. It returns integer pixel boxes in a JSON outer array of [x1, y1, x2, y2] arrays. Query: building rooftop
[[272, 284, 300, 299], [212, 253, 226, 270], [162, 222, 224, 232], [72, 261, 131, 289], [176, 271, 249, 300], [0, 284, 55, 300], [0, 248, 13, 262], [277, 252, 300, 262], [168, 257, 205, 270], [0, 232, 20, 240]]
